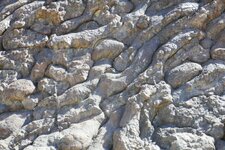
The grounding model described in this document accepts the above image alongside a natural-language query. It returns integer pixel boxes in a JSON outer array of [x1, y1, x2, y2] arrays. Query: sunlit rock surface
[[0, 0, 225, 149]]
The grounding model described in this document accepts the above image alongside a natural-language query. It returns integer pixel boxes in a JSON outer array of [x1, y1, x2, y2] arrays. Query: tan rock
[[211, 48, 225, 60], [36, 7, 63, 25], [5, 79, 35, 101]]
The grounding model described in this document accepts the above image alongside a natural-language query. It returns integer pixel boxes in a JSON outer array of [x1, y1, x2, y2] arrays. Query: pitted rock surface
[[0, 0, 225, 150]]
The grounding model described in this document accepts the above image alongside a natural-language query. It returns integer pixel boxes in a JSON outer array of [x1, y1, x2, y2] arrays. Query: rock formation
[[0, 0, 225, 149]]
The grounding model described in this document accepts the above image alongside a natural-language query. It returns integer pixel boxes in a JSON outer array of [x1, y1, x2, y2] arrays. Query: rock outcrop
[[0, 0, 225, 150]]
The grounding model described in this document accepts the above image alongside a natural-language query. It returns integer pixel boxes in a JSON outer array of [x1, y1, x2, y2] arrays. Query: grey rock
[[173, 60, 225, 102], [31, 61, 50, 81], [154, 127, 215, 150], [188, 44, 210, 63], [0, 141, 8, 150], [88, 108, 123, 150], [11, 118, 55, 148], [22, 94, 41, 110], [164, 43, 209, 73], [38, 83, 91, 108], [0, 111, 31, 139], [0, 104, 8, 114], [38, 78, 69, 95], [113, 103, 161, 150], [0, 49, 36, 77], [33, 107, 55, 120], [77, 21, 99, 32], [4, 79, 35, 101], [53, 13, 92, 35], [113, 47, 135, 71], [111, 0, 133, 15], [48, 19, 121, 49], [216, 140, 225, 150], [0, 70, 19, 84], [166, 62, 202, 88], [57, 96, 102, 128], [59, 113, 105, 150], [60, 0, 85, 20], [97, 74, 127, 98], [0, 0, 33, 21], [155, 95, 225, 139], [45, 65, 67, 82], [1, 0, 225, 149], [30, 48, 53, 81], [2, 29, 48, 50], [0, 16, 11, 36], [24, 146, 56, 150], [24, 132, 61, 149], [92, 39, 125, 61], [201, 38, 213, 49]]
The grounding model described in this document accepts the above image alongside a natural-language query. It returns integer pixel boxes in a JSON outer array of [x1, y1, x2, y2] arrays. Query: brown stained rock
[[36, 7, 63, 25], [211, 48, 225, 60], [4, 79, 35, 101]]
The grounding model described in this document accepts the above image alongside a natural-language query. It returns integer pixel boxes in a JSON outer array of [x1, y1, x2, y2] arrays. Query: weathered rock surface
[[154, 127, 215, 150], [1, 0, 225, 150], [92, 39, 125, 61], [211, 48, 225, 60], [4, 79, 35, 101], [166, 62, 202, 88], [3, 29, 48, 50], [0, 111, 31, 139]]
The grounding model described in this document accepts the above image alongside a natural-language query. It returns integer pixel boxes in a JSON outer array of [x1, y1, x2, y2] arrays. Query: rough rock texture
[[1, 0, 225, 150]]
